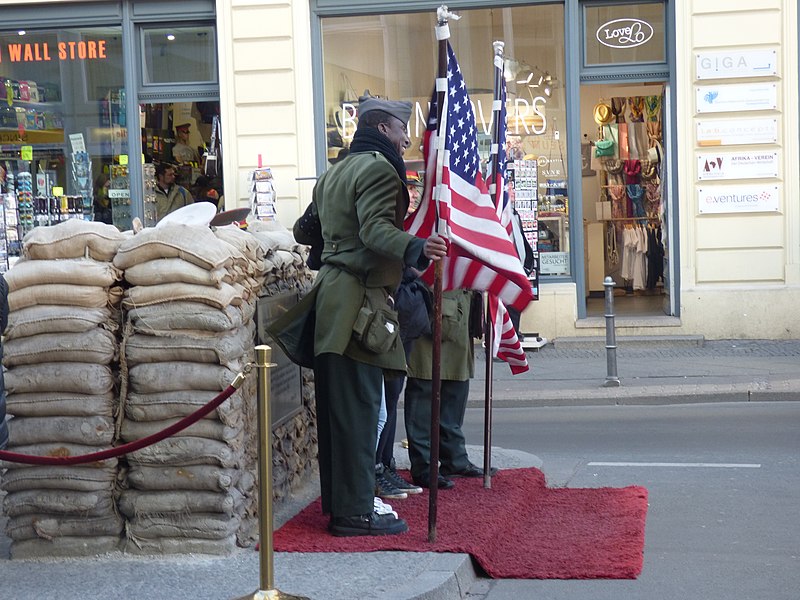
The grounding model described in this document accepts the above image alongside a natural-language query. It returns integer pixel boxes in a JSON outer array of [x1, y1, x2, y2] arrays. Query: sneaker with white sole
[[375, 465, 408, 500], [373, 497, 398, 518], [382, 465, 423, 495]]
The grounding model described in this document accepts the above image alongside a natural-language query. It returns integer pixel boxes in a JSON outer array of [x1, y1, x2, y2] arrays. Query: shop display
[[109, 164, 132, 231], [509, 158, 539, 300], [248, 166, 277, 221], [142, 163, 157, 227]]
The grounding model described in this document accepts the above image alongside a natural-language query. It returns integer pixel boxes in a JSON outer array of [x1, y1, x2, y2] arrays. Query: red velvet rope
[[0, 384, 239, 466]]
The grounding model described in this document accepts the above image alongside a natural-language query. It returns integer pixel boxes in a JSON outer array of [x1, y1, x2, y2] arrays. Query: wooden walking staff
[[234, 345, 308, 600], [427, 4, 458, 544], [482, 40, 506, 490]]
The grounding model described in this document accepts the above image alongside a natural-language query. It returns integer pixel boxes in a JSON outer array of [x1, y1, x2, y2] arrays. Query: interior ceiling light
[[17, 30, 26, 36], [166, 33, 176, 41]]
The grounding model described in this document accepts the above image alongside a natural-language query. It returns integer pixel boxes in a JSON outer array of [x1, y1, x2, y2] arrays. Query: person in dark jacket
[[0, 273, 9, 449]]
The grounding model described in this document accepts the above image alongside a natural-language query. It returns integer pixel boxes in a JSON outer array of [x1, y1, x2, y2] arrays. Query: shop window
[[141, 25, 217, 85], [0, 26, 126, 247], [584, 2, 666, 67], [321, 6, 570, 275]]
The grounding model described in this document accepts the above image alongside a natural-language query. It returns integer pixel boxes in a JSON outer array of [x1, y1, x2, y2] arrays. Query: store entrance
[[580, 82, 672, 318], [139, 100, 222, 224]]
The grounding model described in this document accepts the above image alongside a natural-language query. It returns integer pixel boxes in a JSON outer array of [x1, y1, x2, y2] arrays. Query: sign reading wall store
[[256, 293, 303, 428], [584, 3, 666, 66]]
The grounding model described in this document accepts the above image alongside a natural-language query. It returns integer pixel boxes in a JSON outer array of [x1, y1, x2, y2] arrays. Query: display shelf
[[0, 129, 65, 144]]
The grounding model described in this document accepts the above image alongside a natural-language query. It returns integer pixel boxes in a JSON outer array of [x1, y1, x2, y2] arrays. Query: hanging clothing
[[633, 225, 647, 291]]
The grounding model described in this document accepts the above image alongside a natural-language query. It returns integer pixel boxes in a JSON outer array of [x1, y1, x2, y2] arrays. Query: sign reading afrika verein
[[697, 152, 779, 181], [0, 40, 108, 63]]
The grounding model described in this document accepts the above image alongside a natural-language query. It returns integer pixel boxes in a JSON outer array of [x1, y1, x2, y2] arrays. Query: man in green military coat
[[404, 289, 491, 489], [288, 95, 446, 537]]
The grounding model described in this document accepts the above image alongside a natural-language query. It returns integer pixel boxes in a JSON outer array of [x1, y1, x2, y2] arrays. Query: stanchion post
[[233, 345, 309, 600], [602, 277, 621, 388]]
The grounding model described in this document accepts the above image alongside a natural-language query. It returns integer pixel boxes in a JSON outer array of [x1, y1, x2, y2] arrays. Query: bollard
[[234, 345, 309, 600], [602, 277, 621, 388]]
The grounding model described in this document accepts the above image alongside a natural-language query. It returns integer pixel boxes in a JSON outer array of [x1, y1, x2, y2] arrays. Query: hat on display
[[593, 102, 614, 126], [175, 122, 191, 131], [359, 92, 412, 124]]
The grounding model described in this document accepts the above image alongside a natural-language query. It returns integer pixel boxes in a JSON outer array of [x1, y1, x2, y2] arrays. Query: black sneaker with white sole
[[328, 511, 408, 537], [381, 465, 423, 495], [375, 465, 408, 499]]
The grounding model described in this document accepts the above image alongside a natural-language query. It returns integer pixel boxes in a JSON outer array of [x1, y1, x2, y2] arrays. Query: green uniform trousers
[[403, 377, 471, 481], [314, 352, 382, 517]]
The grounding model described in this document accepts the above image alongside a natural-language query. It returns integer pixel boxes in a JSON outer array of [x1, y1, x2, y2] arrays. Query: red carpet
[[274, 467, 648, 579]]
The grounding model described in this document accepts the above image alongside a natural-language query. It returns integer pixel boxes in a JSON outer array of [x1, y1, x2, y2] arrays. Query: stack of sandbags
[[1, 220, 127, 558], [114, 224, 261, 555], [246, 219, 314, 294]]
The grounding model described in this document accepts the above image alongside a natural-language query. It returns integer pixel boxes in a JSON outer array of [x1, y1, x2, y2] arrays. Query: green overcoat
[[271, 151, 427, 373]]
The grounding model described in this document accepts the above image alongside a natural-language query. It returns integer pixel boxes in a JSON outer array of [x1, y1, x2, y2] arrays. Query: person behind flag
[[404, 288, 495, 488], [288, 93, 446, 537]]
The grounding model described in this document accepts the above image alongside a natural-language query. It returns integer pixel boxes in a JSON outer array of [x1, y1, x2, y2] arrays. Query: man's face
[[159, 168, 176, 186], [378, 117, 410, 156]]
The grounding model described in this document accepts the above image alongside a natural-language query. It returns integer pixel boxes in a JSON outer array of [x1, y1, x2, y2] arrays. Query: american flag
[[405, 42, 534, 314], [485, 51, 528, 374]]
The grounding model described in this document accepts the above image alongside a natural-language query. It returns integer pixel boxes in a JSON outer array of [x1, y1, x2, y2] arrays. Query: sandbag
[[5, 305, 116, 340], [122, 281, 242, 310], [0, 465, 119, 492], [127, 465, 241, 492], [0, 443, 118, 471], [8, 284, 122, 311], [6, 392, 116, 418], [123, 324, 253, 368], [7, 514, 124, 541], [22, 219, 126, 262], [126, 301, 253, 334], [118, 489, 244, 518], [11, 535, 121, 558], [3, 489, 116, 517], [4, 328, 118, 367], [113, 224, 236, 271], [128, 362, 235, 393], [5, 363, 115, 395], [5, 258, 122, 291], [120, 417, 243, 444], [124, 389, 242, 424], [8, 415, 116, 446], [213, 226, 265, 262], [124, 257, 232, 288], [126, 437, 238, 468], [124, 535, 236, 556], [127, 514, 239, 540]]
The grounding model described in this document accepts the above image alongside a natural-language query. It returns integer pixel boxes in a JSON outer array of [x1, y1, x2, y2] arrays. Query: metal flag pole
[[428, 3, 457, 544], [234, 345, 308, 600], [482, 40, 505, 490]]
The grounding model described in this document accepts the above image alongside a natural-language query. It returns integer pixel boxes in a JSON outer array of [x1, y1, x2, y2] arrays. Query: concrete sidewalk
[[2, 338, 799, 599]]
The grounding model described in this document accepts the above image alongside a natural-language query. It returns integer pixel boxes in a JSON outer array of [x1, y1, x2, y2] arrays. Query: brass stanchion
[[233, 345, 309, 600]]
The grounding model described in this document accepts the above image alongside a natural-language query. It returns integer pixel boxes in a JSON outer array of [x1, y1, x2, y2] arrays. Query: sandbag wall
[[0, 221, 127, 558], [1, 219, 318, 558], [114, 223, 267, 554]]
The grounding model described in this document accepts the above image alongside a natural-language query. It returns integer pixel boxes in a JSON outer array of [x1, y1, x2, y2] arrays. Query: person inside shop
[[155, 162, 193, 220], [93, 172, 113, 224], [272, 94, 447, 537], [172, 122, 201, 165], [192, 175, 220, 206]]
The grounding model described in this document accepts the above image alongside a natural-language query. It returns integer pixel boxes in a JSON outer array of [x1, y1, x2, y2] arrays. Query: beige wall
[[220, 0, 317, 229]]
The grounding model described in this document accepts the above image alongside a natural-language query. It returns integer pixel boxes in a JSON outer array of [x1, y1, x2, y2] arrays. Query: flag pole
[[482, 40, 505, 490], [428, 4, 455, 544]]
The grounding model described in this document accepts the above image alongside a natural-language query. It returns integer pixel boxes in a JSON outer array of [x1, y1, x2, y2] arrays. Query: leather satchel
[[594, 139, 615, 157]]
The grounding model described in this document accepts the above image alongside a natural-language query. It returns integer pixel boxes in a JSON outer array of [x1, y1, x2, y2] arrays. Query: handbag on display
[[594, 139, 615, 157]]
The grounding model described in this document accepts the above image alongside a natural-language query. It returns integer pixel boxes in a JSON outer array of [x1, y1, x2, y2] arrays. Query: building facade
[[1, 0, 797, 340]]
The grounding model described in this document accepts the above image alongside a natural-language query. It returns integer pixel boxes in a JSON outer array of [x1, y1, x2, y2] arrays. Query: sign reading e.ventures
[[698, 184, 779, 214], [0, 40, 108, 63]]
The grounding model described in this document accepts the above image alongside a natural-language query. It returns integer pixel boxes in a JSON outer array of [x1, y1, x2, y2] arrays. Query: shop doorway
[[579, 82, 672, 318]]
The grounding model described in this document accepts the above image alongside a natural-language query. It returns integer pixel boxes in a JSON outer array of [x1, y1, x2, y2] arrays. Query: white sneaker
[[373, 496, 398, 518]]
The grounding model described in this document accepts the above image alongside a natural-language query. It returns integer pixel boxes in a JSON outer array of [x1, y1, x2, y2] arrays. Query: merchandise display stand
[[248, 165, 277, 222]]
